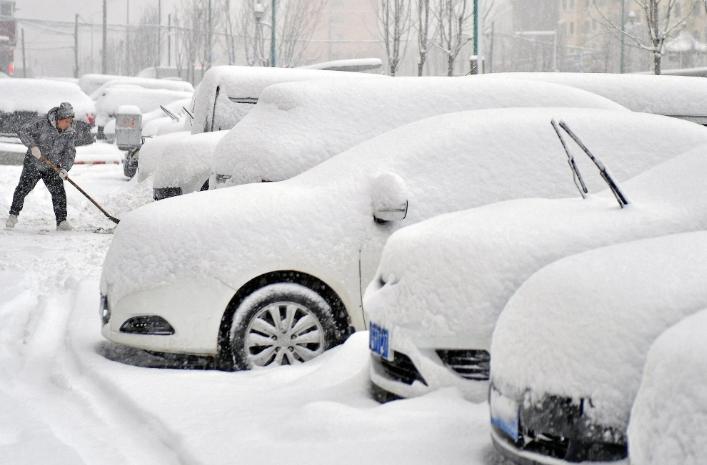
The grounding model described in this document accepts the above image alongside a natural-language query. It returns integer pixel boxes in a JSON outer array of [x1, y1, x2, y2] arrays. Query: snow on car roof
[[484, 72, 707, 118], [213, 77, 626, 183], [95, 87, 192, 125], [189, 65, 383, 134], [628, 307, 707, 465], [0, 79, 94, 116], [90, 77, 194, 100], [491, 230, 707, 431]]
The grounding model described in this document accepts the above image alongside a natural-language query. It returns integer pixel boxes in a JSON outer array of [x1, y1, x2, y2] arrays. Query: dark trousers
[[9, 158, 67, 225]]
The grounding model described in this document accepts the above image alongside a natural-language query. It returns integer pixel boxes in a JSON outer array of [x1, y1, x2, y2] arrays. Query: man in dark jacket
[[6, 102, 77, 231]]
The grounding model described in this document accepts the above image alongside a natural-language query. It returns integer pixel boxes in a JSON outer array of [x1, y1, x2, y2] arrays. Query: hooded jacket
[[18, 105, 77, 172]]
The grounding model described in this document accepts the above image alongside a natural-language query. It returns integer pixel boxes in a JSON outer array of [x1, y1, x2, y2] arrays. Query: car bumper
[[101, 277, 235, 356], [369, 326, 489, 402]]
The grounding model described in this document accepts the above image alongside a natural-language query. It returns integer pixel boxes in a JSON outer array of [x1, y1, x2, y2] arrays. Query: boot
[[5, 214, 17, 229], [56, 220, 73, 231]]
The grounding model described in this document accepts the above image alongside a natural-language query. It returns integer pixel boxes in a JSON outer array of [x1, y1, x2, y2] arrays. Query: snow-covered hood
[[211, 77, 626, 186], [365, 146, 707, 349], [137, 131, 191, 181], [95, 88, 192, 126], [490, 230, 707, 430], [486, 72, 707, 118], [0, 79, 94, 120], [628, 308, 707, 465], [152, 130, 227, 191]]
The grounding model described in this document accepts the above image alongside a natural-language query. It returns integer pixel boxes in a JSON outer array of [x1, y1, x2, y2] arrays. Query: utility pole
[[167, 13, 171, 67], [155, 0, 162, 78], [207, 0, 213, 68], [21, 27, 26, 77], [270, 0, 277, 67], [102, 0, 107, 74], [126, 0, 130, 75], [619, 0, 626, 73], [74, 14, 79, 78], [471, 0, 482, 74]]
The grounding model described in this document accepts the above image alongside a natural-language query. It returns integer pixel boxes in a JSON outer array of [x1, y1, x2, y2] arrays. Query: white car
[[628, 309, 707, 465], [210, 77, 625, 189], [489, 231, 707, 464], [143, 66, 380, 199], [89, 77, 194, 101], [141, 98, 192, 138], [99, 108, 698, 371], [364, 143, 707, 402], [484, 72, 707, 124], [134, 131, 191, 182]]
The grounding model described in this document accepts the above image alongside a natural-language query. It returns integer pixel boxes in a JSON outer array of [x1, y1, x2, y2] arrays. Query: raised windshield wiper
[[551, 119, 630, 209], [551, 119, 588, 199]]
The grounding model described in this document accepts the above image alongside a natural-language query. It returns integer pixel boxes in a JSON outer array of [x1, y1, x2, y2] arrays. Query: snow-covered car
[[78, 73, 127, 95], [484, 72, 707, 125], [89, 77, 194, 101], [0, 78, 95, 136], [364, 141, 707, 403], [133, 131, 191, 182], [94, 86, 192, 138], [210, 77, 625, 189], [489, 231, 707, 464], [146, 66, 381, 199], [628, 308, 707, 465], [100, 107, 697, 371], [188, 65, 382, 136]]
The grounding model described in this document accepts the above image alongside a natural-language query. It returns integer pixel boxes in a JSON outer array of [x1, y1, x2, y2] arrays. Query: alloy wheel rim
[[244, 301, 325, 367]]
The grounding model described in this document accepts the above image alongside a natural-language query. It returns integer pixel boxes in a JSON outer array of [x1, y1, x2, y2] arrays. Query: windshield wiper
[[552, 119, 630, 209], [228, 97, 259, 105], [551, 119, 588, 199]]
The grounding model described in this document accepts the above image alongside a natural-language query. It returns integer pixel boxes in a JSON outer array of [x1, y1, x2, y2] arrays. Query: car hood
[[490, 230, 707, 431], [365, 146, 707, 350], [152, 130, 227, 190], [101, 176, 372, 305], [137, 131, 191, 181]]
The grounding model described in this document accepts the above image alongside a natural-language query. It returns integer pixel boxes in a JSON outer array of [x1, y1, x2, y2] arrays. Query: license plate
[[369, 322, 392, 361], [490, 386, 520, 443]]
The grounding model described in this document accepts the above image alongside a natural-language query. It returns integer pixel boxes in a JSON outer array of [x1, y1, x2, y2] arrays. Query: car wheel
[[229, 283, 338, 369]]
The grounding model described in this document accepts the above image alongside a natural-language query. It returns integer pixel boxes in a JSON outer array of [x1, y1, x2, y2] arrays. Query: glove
[[31, 146, 42, 159], [58, 169, 68, 180]]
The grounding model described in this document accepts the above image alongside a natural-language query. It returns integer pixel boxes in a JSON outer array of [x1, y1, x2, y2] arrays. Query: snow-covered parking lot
[[0, 157, 504, 465]]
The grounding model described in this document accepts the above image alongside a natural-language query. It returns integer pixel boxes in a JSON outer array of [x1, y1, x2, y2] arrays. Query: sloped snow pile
[[0, 79, 94, 118], [491, 231, 707, 431], [152, 130, 227, 190], [628, 309, 707, 465], [365, 145, 707, 361], [485, 72, 707, 116], [212, 77, 626, 185]]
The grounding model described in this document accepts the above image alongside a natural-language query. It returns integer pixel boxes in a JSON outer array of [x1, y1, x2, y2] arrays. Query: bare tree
[[593, 0, 699, 74], [433, 0, 472, 76], [416, 0, 431, 76], [377, 0, 413, 76]]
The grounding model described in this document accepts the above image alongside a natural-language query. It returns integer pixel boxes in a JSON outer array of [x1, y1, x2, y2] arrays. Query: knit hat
[[56, 102, 75, 119]]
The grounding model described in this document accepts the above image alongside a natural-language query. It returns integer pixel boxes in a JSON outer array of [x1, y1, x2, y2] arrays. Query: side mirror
[[371, 172, 409, 223]]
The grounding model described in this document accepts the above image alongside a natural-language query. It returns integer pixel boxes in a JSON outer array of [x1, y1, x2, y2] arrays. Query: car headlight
[[215, 174, 232, 184]]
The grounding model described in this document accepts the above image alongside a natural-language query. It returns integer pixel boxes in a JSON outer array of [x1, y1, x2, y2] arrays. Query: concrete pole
[[207, 0, 213, 68], [126, 0, 130, 75], [167, 13, 171, 67], [156, 0, 162, 78], [74, 14, 79, 78], [271, 0, 277, 67], [21, 27, 26, 77], [619, 0, 626, 73], [102, 0, 107, 74]]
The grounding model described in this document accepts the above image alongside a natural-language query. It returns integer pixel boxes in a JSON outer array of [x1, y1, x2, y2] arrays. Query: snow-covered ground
[[0, 159, 503, 464]]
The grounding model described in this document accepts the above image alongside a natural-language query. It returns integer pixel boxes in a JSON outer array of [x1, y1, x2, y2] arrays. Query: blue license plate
[[490, 387, 520, 443], [369, 322, 391, 361]]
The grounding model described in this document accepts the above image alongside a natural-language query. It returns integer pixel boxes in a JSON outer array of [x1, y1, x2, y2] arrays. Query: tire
[[229, 283, 339, 370], [123, 149, 138, 178]]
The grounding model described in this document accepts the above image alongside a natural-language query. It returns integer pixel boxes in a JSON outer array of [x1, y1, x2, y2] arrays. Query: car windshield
[[551, 119, 630, 208]]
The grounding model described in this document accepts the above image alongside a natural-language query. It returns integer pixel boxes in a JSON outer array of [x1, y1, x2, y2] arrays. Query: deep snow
[[0, 158, 501, 464]]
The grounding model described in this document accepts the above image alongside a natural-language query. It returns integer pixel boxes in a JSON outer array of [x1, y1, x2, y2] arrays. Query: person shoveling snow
[[5, 102, 119, 231], [6, 102, 77, 231]]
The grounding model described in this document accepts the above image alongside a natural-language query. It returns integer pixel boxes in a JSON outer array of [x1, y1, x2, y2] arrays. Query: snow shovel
[[39, 157, 120, 224]]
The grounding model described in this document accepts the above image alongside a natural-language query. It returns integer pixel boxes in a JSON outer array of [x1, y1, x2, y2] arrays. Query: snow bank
[[366, 142, 707, 368], [189, 65, 383, 134], [102, 108, 704, 312], [75, 142, 123, 164], [628, 309, 707, 465], [0, 79, 94, 119], [152, 130, 227, 192], [491, 231, 707, 431], [485, 72, 707, 118], [136, 131, 191, 181], [211, 77, 626, 186], [95, 87, 192, 127]]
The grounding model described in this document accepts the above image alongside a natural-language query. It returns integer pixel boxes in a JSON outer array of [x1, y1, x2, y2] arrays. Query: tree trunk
[[447, 54, 454, 76], [653, 51, 661, 75]]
